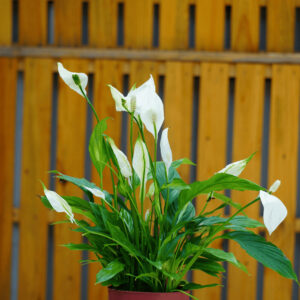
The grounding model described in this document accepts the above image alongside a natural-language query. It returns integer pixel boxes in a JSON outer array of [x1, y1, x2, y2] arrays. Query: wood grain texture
[[227, 64, 265, 300], [18, 58, 53, 300], [267, 0, 296, 52], [164, 62, 193, 182], [19, 0, 47, 45], [195, 0, 225, 51], [194, 63, 230, 300], [0, 58, 17, 300], [160, 0, 189, 49], [89, 0, 117, 47], [124, 0, 153, 48], [0, 0, 11, 45], [54, 0, 82, 46], [263, 65, 300, 300], [54, 59, 89, 300], [232, 0, 260, 51]]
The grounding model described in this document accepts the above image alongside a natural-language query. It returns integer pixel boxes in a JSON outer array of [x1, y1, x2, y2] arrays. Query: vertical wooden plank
[[227, 64, 265, 300], [160, 0, 189, 49], [54, 59, 89, 300], [263, 65, 300, 300], [88, 60, 124, 300], [18, 58, 53, 300], [195, 0, 225, 51], [164, 62, 193, 182], [0, 0, 12, 45], [124, 0, 153, 48], [89, 0, 117, 48], [19, 0, 47, 45], [55, 0, 82, 46], [0, 58, 17, 300], [231, 0, 260, 51], [194, 62, 229, 300], [267, 0, 295, 52]]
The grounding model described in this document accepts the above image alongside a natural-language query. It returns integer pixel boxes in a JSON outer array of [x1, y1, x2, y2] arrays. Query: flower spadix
[[269, 179, 281, 193], [43, 186, 75, 223], [259, 190, 287, 235], [132, 139, 149, 187], [218, 154, 254, 177], [107, 138, 132, 178], [160, 128, 172, 176], [57, 62, 88, 97]]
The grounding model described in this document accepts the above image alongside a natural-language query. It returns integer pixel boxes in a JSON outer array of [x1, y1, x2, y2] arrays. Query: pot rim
[[108, 287, 190, 295]]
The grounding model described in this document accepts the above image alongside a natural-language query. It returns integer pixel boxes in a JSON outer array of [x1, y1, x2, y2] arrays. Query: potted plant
[[41, 63, 299, 300]]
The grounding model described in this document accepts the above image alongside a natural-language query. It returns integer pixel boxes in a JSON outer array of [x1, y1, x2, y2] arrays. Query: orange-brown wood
[[232, 0, 260, 51], [54, 0, 82, 46], [267, 0, 296, 52], [89, 0, 117, 48], [124, 0, 153, 49], [19, 0, 47, 45], [227, 64, 265, 300], [194, 62, 229, 300], [195, 0, 225, 51], [18, 58, 53, 300], [0, 0, 11, 45], [263, 65, 300, 300], [54, 59, 89, 300], [160, 0, 189, 49], [0, 58, 17, 300]]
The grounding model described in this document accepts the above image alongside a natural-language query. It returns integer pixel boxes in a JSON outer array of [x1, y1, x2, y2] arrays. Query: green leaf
[[172, 158, 196, 169], [162, 178, 191, 191], [191, 258, 225, 276], [40, 195, 53, 210], [212, 192, 242, 210], [224, 231, 298, 282], [179, 173, 265, 208], [229, 216, 264, 229], [96, 260, 125, 283], [181, 282, 219, 291], [203, 248, 248, 273], [63, 243, 96, 251]]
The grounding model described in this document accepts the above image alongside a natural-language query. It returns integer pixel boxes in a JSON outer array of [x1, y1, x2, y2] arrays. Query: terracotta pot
[[108, 288, 190, 300]]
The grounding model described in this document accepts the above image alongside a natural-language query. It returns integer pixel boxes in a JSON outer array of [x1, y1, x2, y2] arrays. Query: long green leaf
[[96, 260, 125, 283]]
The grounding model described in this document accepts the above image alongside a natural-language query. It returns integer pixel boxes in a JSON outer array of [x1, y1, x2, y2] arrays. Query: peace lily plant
[[41, 63, 299, 298]]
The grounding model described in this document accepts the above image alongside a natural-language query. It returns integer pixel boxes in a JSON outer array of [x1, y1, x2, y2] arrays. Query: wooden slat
[[54, 59, 89, 300], [263, 65, 300, 300], [124, 0, 153, 48], [18, 58, 53, 300], [0, 58, 17, 300], [89, 0, 117, 47], [227, 64, 265, 300], [267, 0, 296, 52], [195, 0, 225, 51], [160, 0, 189, 49], [164, 62, 193, 181], [194, 62, 230, 300], [87, 59, 124, 300], [232, 0, 260, 51], [0, 0, 11, 45], [19, 0, 47, 45], [54, 0, 82, 46]]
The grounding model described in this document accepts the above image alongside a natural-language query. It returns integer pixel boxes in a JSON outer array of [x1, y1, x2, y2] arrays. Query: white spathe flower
[[84, 186, 105, 199], [57, 62, 88, 97], [259, 190, 287, 235], [269, 179, 281, 193], [44, 188, 75, 223], [132, 139, 150, 187], [160, 128, 172, 175], [218, 154, 253, 177], [108, 138, 132, 178]]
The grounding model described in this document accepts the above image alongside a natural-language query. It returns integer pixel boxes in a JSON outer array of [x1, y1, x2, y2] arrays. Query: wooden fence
[[0, 1, 300, 300]]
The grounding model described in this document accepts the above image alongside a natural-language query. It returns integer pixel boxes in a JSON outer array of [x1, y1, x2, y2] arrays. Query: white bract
[[269, 179, 281, 193], [259, 190, 287, 235], [44, 188, 75, 223], [109, 75, 164, 137], [160, 128, 173, 176], [132, 139, 150, 187], [108, 138, 132, 178], [218, 155, 253, 177], [84, 186, 105, 199], [57, 62, 88, 97]]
